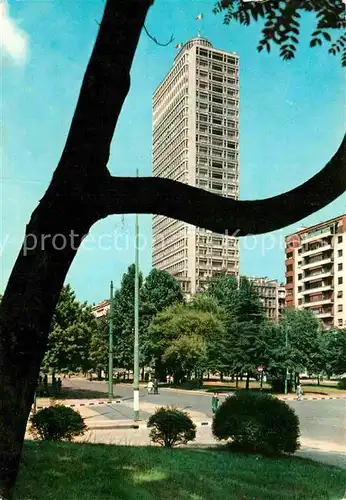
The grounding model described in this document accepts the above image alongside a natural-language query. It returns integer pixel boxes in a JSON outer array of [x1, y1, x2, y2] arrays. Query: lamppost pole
[[108, 280, 114, 401], [134, 169, 140, 421], [284, 325, 289, 395]]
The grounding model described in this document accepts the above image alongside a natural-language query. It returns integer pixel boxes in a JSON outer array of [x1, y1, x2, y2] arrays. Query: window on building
[[287, 276, 293, 284], [338, 263, 343, 271], [286, 264, 293, 272], [338, 319, 343, 326], [338, 277, 343, 285], [286, 252, 293, 259], [338, 236, 343, 243], [212, 53, 223, 61], [338, 249, 343, 257], [337, 290, 343, 298], [338, 304, 343, 312], [298, 274, 302, 280]]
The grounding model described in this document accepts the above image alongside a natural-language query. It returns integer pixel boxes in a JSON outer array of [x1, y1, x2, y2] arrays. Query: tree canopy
[[215, 0, 346, 65], [42, 285, 96, 374]]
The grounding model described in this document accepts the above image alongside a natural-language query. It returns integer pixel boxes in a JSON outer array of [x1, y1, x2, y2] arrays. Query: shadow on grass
[[38, 387, 121, 400], [15, 440, 346, 500]]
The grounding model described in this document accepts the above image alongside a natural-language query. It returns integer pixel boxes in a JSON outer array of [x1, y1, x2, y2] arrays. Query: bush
[[337, 377, 346, 390], [147, 405, 196, 448], [30, 404, 87, 441], [178, 379, 203, 390], [212, 391, 300, 455]]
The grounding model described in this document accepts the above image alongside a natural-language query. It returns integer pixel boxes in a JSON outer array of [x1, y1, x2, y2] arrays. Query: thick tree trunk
[[1, 0, 345, 497], [0, 1, 153, 497], [245, 373, 250, 390]]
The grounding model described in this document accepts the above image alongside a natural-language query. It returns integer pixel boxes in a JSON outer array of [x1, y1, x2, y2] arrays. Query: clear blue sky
[[1, 0, 345, 304]]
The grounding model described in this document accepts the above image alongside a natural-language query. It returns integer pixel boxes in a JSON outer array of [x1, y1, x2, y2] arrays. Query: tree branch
[[143, 24, 174, 46], [101, 133, 345, 235]]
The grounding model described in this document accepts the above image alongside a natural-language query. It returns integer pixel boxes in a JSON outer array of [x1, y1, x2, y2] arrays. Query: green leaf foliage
[[212, 391, 300, 455], [214, 0, 345, 65], [147, 405, 196, 448]]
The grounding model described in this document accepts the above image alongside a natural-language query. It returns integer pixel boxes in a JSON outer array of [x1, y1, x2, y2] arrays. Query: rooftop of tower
[[174, 36, 213, 61]]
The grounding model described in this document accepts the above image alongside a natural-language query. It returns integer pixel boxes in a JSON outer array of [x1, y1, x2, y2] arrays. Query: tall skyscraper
[[285, 214, 346, 329], [152, 37, 240, 297]]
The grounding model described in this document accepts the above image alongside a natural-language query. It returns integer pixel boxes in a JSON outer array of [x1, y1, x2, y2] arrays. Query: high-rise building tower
[[152, 37, 240, 297]]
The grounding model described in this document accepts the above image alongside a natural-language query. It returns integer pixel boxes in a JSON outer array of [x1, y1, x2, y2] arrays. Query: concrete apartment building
[[249, 277, 286, 322], [285, 214, 346, 329], [152, 36, 240, 297], [91, 299, 110, 319]]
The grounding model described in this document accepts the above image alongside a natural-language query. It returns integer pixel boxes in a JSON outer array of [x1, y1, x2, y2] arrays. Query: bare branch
[[143, 24, 174, 46]]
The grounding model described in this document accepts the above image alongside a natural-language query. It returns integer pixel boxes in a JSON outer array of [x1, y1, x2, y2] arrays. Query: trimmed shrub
[[147, 405, 196, 448], [337, 377, 346, 390], [212, 391, 300, 455], [30, 404, 87, 441]]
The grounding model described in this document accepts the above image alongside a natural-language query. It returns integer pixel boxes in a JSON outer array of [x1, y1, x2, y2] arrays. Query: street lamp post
[[108, 280, 114, 401], [133, 169, 140, 421], [284, 325, 289, 395]]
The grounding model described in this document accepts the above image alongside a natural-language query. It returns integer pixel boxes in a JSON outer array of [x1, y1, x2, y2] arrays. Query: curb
[[86, 420, 211, 430], [36, 399, 123, 410], [278, 396, 346, 401]]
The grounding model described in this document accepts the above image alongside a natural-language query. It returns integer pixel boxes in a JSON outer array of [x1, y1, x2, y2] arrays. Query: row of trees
[[41, 269, 346, 389]]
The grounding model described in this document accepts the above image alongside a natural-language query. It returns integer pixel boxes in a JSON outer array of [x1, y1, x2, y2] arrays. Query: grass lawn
[[15, 441, 345, 500]]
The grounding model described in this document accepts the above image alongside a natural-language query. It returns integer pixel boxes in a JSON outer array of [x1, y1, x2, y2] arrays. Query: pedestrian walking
[[147, 380, 153, 395], [211, 392, 220, 414], [153, 378, 159, 395], [296, 384, 303, 401]]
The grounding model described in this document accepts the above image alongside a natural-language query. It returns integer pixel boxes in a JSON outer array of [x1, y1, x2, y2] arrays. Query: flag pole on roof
[[196, 13, 204, 38]]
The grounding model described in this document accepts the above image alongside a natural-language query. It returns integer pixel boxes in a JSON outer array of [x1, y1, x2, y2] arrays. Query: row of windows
[[198, 168, 238, 181], [197, 71, 238, 85], [198, 180, 237, 192], [155, 156, 187, 180], [154, 122, 187, 158], [197, 114, 238, 128], [197, 145, 238, 158], [153, 121, 187, 159], [154, 92, 188, 127], [196, 55, 238, 70], [197, 91, 239, 105], [153, 130, 187, 164], [153, 107, 187, 146], [154, 56, 188, 107], [153, 218, 185, 239], [196, 48, 238, 65], [156, 256, 186, 272], [197, 248, 237, 258], [154, 79, 188, 121], [153, 90, 187, 128]]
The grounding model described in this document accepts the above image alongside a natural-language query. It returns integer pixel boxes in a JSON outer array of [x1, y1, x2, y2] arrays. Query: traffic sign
[[257, 365, 263, 373]]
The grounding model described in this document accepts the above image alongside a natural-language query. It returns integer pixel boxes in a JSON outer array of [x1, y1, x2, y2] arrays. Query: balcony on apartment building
[[301, 278, 334, 295], [304, 295, 333, 307], [301, 252, 333, 270], [301, 238, 333, 258], [309, 305, 334, 322], [300, 226, 332, 245], [301, 267, 334, 283]]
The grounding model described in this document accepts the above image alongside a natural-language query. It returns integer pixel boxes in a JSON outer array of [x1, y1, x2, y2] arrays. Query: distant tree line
[[39, 269, 346, 390]]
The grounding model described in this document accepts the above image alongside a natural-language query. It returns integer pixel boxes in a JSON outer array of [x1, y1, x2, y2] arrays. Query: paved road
[[62, 378, 346, 449]]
